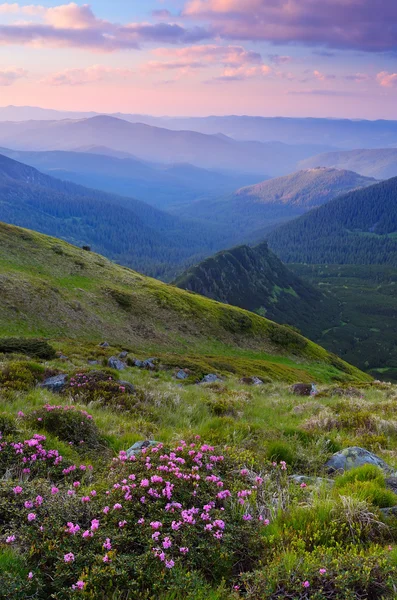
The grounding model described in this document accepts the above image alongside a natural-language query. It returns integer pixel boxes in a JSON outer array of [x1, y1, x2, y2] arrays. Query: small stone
[[119, 351, 128, 359], [126, 440, 159, 457], [201, 374, 223, 384], [88, 360, 100, 365], [292, 383, 316, 396], [99, 342, 110, 348], [40, 374, 68, 393], [290, 475, 334, 487], [241, 376, 264, 386], [176, 370, 189, 380], [108, 357, 126, 371]]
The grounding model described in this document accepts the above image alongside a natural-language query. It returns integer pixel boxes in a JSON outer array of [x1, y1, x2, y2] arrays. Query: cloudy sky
[[0, 0, 397, 117]]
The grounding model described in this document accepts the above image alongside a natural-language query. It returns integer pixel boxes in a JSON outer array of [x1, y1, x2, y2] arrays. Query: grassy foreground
[[1, 344, 397, 599]]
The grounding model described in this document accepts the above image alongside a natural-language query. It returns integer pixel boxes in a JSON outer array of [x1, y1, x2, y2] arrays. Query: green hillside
[[267, 177, 397, 265], [0, 220, 368, 384], [174, 242, 338, 339]]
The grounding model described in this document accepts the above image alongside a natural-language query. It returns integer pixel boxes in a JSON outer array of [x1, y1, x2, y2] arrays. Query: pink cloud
[[376, 71, 397, 87], [0, 66, 27, 85], [41, 65, 134, 86], [144, 44, 269, 80], [0, 2, 211, 51], [215, 64, 271, 81], [182, 0, 397, 52]]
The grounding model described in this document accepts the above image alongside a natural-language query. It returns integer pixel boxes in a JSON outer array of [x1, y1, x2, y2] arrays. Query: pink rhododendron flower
[[27, 513, 36, 522], [64, 552, 75, 563], [72, 581, 85, 590]]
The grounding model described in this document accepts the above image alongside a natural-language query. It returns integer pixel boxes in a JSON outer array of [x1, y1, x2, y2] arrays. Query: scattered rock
[[126, 440, 160, 457], [119, 351, 128, 359], [385, 478, 397, 494], [175, 369, 189, 380], [99, 342, 109, 348], [290, 474, 334, 487], [88, 360, 100, 365], [325, 447, 394, 475], [292, 383, 317, 396], [40, 374, 68, 393], [108, 357, 126, 371], [200, 374, 223, 384], [240, 376, 264, 386], [143, 358, 158, 370], [380, 506, 397, 517], [57, 354, 68, 361]]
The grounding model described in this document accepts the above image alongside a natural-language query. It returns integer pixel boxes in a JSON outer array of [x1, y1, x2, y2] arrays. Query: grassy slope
[[0, 221, 369, 384]]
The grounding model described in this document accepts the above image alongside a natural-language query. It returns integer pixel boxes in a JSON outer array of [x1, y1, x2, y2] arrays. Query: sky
[[0, 0, 397, 118]]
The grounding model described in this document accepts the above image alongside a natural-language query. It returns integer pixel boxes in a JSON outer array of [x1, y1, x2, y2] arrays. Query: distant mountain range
[[174, 167, 375, 243], [174, 242, 338, 338], [300, 148, 397, 180], [3, 106, 397, 148], [267, 177, 397, 266], [0, 115, 335, 177], [0, 153, 226, 278], [0, 147, 260, 209]]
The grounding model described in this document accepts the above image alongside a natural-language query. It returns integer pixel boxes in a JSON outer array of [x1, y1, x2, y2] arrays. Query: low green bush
[[0, 361, 45, 391], [0, 338, 56, 359]]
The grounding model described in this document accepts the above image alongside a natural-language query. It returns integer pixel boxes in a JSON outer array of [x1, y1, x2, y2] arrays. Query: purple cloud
[[183, 0, 397, 52]]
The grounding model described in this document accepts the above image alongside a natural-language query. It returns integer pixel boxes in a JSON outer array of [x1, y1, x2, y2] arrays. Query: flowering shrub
[[24, 405, 104, 451], [65, 371, 135, 411], [1, 429, 296, 598]]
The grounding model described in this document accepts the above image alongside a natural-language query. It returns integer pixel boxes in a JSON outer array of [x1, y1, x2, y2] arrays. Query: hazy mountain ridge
[[300, 148, 397, 180], [3, 106, 397, 148], [174, 167, 375, 244], [0, 147, 261, 209], [0, 115, 335, 176], [0, 153, 225, 278]]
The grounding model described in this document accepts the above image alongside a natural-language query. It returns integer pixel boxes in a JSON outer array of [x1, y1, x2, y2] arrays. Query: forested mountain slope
[[174, 242, 338, 338], [267, 177, 397, 265], [0, 153, 223, 278]]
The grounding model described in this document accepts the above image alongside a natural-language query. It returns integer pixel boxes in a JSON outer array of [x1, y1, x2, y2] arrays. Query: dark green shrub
[[0, 338, 56, 359], [25, 405, 104, 450], [107, 288, 133, 310], [0, 413, 17, 436], [268, 325, 307, 350]]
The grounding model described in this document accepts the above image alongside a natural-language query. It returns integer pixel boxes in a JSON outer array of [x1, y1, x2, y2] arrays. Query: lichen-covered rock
[[126, 440, 159, 457], [40, 374, 68, 392], [108, 357, 126, 370], [325, 447, 394, 474]]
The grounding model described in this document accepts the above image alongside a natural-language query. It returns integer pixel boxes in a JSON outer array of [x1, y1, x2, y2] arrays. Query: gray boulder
[[325, 447, 394, 475], [176, 370, 189, 380], [108, 356, 126, 371], [201, 374, 223, 384], [126, 440, 159, 457], [40, 374, 68, 393], [119, 351, 128, 359]]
